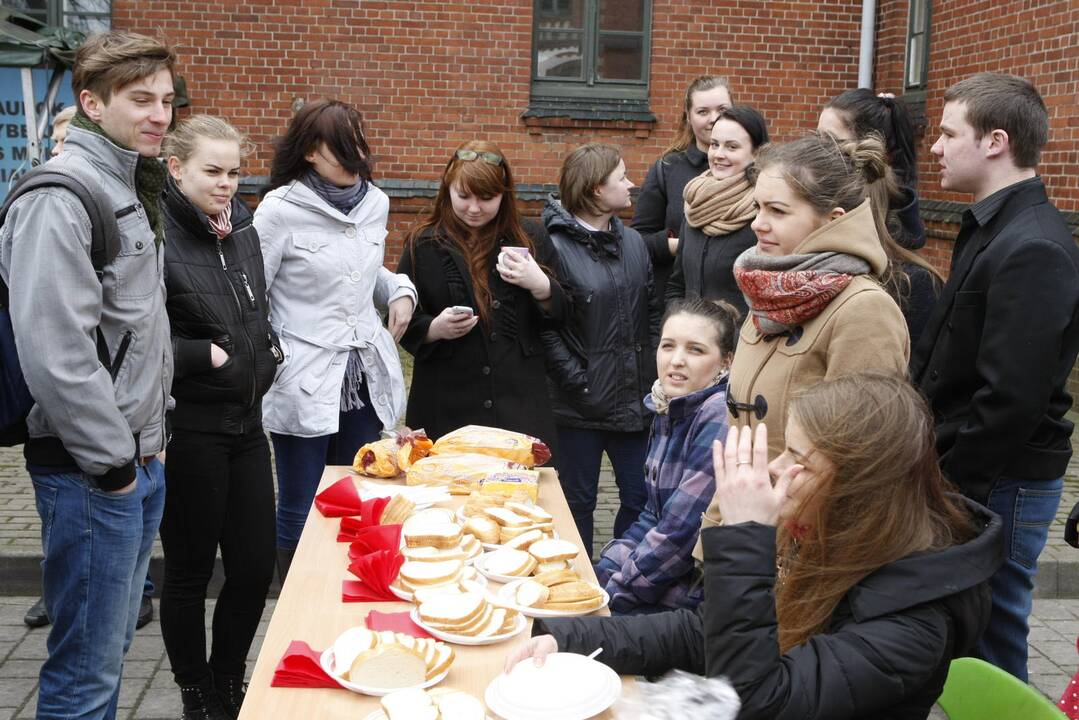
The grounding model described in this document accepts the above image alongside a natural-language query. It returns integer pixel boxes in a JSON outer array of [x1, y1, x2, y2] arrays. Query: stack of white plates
[[485, 652, 621, 720]]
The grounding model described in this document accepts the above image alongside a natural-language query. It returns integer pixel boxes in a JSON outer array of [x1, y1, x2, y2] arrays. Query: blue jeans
[[271, 401, 383, 550], [555, 426, 649, 558], [977, 476, 1063, 682], [31, 459, 165, 720]]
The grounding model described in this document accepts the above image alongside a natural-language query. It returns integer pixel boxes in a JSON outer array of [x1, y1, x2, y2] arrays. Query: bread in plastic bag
[[406, 452, 525, 494], [353, 428, 434, 478], [430, 425, 552, 467]]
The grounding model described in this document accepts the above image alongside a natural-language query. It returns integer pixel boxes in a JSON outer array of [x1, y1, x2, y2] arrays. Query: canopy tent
[[0, 9, 82, 165]]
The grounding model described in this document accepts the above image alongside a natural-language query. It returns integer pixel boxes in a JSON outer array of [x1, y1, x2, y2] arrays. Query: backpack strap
[[0, 164, 124, 370]]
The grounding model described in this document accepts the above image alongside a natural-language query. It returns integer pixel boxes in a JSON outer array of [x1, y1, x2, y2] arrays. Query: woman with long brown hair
[[632, 75, 732, 303], [397, 140, 569, 444], [508, 373, 1002, 719]]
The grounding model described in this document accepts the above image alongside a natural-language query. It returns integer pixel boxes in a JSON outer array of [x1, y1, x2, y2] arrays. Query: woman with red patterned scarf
[[724, 132, 910, 457]]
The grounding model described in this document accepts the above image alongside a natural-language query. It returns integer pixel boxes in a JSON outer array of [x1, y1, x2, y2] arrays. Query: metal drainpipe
[[858, 0, 877, 89]]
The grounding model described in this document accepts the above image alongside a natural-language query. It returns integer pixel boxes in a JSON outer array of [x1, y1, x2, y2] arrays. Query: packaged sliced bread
[[354, 429, 434, 478], [406, 453, 523, 494], [480, 470, 540, 502], [430, 425, 551, 467]]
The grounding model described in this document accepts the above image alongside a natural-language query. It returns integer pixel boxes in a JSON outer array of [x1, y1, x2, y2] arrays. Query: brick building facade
[[107, 0, 1078, 390]]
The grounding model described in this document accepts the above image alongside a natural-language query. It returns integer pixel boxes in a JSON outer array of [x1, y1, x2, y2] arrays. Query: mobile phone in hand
[[449, 305, 475, 316]]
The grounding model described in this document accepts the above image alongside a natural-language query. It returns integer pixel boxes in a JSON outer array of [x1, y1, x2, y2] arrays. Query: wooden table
[[240, 466, 630, 719]]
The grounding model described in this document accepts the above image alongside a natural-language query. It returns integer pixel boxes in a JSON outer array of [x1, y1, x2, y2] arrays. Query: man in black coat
[[911, 72, 1079, 682]]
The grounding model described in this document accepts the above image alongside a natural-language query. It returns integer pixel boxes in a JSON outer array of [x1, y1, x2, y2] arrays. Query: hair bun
[[843, 134, 890, 183]]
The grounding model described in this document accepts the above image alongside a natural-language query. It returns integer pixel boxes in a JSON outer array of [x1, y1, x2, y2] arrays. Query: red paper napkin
[[342, 549, 405, 602], [365, 610, 433, 639], [270, 641, 339, 688], [336, 499, 392, 541], [314, 477, 363, 517], [347, 525, 402, 557]]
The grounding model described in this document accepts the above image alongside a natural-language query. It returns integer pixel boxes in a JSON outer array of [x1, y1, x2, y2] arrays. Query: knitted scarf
[[208, 203, 233, 240], [649, 371, 728, 416], [70, 114, 167, 247], [302, 169, 368, 216], [733, 245, 870, 335], [683, 169, 756, 236]]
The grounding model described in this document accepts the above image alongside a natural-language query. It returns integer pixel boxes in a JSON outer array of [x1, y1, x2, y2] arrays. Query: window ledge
[[522, 97, 656, 136]]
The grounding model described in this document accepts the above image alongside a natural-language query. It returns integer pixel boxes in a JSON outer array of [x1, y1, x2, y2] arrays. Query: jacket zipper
[[216, 239, 258, 419], [109, 330, 134, 381]]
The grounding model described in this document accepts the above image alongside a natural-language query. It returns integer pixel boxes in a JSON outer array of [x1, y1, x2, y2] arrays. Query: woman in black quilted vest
[[159, 115, 282, 720]]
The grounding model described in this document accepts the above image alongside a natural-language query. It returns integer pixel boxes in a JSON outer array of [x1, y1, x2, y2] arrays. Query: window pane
[[7, 0, 48, 18], [536, 0, 584, 30], [597, 33, 643, 81], [907, 34, 925, 87], [537, 30, 584, 79], [65, 0, 110, 11], [598, 0, 643, 32], [64, 14, 110, 32], [910, 0, 927, 33]]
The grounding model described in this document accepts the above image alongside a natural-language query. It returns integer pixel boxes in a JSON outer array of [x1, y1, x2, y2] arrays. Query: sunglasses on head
[[456, 149, 503, 166], [727, 394, 768, 421]]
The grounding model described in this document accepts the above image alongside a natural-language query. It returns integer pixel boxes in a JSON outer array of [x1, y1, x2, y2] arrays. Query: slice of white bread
[[502, 528, 548, 551], [332, 627, 378, 673], [529, 538, 579, 564], [380, 495, 417, 526], [412, 583, 464, 604], [546, 580, 601, 604], [463, 516, 500, 544], [418, 592, 486, 628], [499, 523, 553, 543], [441, 603, 493, 636], [403, 522, 464, 550], [432, 689, 486, 720], [532, 568, 578, 587], [514, 579, 550, 608], [402, 507, 457, 532], [402, 545, 470, 563], [380, 688, 438, 720], [427, 643, 455, 679], [483, 548, 535, 577], [399, 559, 465, 587], [498, 609, 520, 634], [535, 559, 570, 574], [475, 607, 508, 638], [504, 501, 553, 524], [348, 644, 427, 689], [459, 534, 483, 557], [483, 507, 531, 527]]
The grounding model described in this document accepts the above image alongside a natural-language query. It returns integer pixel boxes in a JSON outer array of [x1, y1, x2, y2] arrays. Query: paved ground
[[0, 596, 1076, 718]]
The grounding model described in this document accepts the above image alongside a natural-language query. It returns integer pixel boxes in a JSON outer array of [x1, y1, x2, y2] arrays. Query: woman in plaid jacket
[[595, 297, 738, 614]]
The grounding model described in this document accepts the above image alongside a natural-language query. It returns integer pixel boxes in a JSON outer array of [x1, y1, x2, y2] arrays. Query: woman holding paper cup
[[398, 140, 569, 445], [506, 373, 1001, 720]]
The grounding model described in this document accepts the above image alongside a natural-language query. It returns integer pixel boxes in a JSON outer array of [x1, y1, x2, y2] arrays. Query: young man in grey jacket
[[0, 32, 176, 720]]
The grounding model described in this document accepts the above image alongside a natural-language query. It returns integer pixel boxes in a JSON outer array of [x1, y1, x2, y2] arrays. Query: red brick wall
[[113, 0, 864, 259]]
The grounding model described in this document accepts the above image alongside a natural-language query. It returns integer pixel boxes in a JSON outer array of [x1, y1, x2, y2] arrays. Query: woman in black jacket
[[509, 374, 1002, 720], [397, 141, 569, 444], [543, 143, 662, 556], [632, 75, 732, 306], [159, 116, 281, 720], [818, 89, 941, 344], [666, 105, 768, 316]]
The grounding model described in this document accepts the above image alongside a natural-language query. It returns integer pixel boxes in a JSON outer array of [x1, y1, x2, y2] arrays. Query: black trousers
[[159, 425, 276, 686]]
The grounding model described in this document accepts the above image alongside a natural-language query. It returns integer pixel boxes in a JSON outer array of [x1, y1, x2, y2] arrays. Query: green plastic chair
[[937, 657, 1066, 719]]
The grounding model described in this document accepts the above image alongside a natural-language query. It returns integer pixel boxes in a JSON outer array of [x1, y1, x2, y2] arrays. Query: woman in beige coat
[[726, 133, 909, 456]]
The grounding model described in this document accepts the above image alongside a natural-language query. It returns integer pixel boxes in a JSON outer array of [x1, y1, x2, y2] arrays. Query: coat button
[[345, 227, 357, 238], [482, 366, 491, 375], [930, 369, 939, 380], [135, 241, 144, 250], [492, 300, 501, 309], [350, 270, 362, 282], [489, 332, 497, 341], [635, 343, 642, 352], [378, 395, 387, 404], [483, 400, 493, 409], [346, 315, 358, 326]]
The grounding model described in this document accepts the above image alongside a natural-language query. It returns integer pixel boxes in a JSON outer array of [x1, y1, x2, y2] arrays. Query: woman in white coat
[[253, 100, 416, 578]]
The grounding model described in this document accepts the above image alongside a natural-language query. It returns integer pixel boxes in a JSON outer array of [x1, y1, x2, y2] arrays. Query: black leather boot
[[214, 674, 247, 718], [23, 597, 49, 628], [179, 678, 229, 720]]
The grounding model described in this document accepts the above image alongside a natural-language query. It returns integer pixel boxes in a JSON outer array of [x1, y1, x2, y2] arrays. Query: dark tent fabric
[[0, 10, 82, 69]]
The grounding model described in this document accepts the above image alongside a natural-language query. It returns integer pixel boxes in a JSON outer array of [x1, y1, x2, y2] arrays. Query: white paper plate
[[494, 579, 609, 618], [319, 647, 448, 697], [389, 573, 488, 603], [409, 607, 528, 646], [364, 712, 493, 720], [471, 552, 537, 584], [485, 652, 621, 720]]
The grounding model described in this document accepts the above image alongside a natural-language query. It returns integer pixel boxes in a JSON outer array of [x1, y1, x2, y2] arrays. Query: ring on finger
[[736, 460, 752, 466]]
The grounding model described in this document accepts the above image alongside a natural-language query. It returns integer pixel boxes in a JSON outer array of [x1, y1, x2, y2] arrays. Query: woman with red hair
[[397, 141, 569, 445]]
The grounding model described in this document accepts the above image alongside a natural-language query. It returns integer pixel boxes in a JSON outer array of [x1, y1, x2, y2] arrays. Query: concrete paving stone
[[1034, 599, 1079, 620], [0, 708, 17, 720], [1029, 656, 1066, 677], [0, 677, 35, 708], [1038, 640, 1079, 667], [123, 635, 166, 662], [121, 660, 159, 680], [0, 604, 32, 627], [9, 632, 46, 660], [1, 660, 41, 679], [148, 672, 175, 690], [1045, 620, 1079, 640], [132, 685, 182, 719], [0, 623, 27, 644], [1030, 623, 1069, 643]]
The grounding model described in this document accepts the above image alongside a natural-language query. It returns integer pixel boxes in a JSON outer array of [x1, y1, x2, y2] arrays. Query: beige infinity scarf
[[683, 169, 756, 236]]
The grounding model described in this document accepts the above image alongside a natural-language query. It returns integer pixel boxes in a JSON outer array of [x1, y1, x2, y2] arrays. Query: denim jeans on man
[[977, 475, 1063, 681], [31, 458, 165, 720]]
